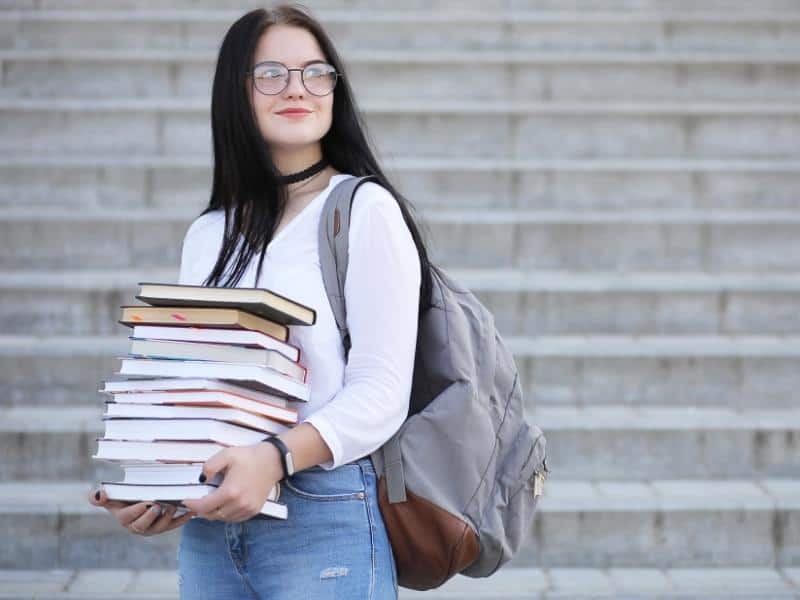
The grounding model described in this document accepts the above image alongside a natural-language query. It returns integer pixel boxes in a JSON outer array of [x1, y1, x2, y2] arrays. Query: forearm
[[258, 422, 334, 474]]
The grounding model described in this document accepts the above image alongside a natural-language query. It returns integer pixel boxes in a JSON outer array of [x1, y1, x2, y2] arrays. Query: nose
[[283, 69, 306, 98]]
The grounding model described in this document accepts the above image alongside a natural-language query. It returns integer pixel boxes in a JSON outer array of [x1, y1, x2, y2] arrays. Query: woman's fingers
[[115, 502, 155, 527], [89, 487, 196, 536], [88, 487, 135, 511], [129, 503, 195, 536], [161, 509, 197, 532], [148, 503, 178, 532], [128, 503, 168, 534]]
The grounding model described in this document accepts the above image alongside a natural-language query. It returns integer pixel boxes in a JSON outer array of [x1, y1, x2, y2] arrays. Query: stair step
[[5, 0, 800, 12], [3, 48, 798, 63], [3, 117, 798, 163], [6, 98, 800, 113], [1, 334, 797, 409], [3, 157, 798, 211], [3, 268, 800, 336], [0, 566, 797, 599], [0, 478, 796, 569], [1, 405, 797, 481], [4, 101, 799, 160], [5, 7, 800, 21], [3, 209, 800, 271], [3, 11, 799, 55], [2, 50, 798, 102]]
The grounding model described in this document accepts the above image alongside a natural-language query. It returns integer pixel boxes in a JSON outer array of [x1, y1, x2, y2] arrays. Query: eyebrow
[[257, 59, 326, 67]]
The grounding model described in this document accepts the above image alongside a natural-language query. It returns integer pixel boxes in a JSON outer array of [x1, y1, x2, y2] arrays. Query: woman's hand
[[88, 486, 197, 536], [181, 442, 284, 523]]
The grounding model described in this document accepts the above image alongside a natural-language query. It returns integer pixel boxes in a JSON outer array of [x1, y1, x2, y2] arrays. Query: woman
[[88, 4, 439, 599]]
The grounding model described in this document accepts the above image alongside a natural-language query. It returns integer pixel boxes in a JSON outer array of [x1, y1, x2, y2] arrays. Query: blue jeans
[[177, 455, 398, 599]]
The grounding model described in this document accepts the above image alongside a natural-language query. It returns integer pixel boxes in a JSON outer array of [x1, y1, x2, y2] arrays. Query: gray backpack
[[318, 175, 549, 590]]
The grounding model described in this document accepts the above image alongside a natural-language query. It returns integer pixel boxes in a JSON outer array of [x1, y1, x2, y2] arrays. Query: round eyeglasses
[[248, 61, 342, 96]]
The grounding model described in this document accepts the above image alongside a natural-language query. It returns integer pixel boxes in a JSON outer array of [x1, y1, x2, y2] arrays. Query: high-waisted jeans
[[177, 455, 398, 599]]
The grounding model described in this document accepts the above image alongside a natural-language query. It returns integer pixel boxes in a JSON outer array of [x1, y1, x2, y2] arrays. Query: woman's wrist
[[255, 439, 287, 481]]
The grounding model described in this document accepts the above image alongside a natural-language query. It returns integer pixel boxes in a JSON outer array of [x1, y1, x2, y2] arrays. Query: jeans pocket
[[283, 463, 366, 502]]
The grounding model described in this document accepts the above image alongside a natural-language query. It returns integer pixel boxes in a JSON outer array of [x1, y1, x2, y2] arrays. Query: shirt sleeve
[[178, 227, 196, 285], [301, 181, 422, 470], [177, 212, 220, 286]]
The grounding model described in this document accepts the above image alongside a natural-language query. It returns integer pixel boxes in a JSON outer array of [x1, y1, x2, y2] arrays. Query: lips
[[277, 109, 312, 115]]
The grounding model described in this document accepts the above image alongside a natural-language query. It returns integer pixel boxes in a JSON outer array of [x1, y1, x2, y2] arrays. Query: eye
[[305, 63, 334, 78], [253, 64, 285, 79]]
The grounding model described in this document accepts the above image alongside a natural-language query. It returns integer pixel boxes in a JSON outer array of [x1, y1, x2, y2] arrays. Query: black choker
[[276, 157, 329, 185]]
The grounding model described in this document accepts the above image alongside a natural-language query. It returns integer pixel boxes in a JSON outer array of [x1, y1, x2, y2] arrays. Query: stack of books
[[93, 281, 317, 520]]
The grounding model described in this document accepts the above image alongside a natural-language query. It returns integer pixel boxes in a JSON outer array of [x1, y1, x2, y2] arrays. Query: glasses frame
[[247, 60, 343, 97]]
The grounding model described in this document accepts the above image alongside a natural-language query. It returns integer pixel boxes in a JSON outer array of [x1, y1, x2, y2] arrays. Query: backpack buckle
[[533, 471, 545, 498]]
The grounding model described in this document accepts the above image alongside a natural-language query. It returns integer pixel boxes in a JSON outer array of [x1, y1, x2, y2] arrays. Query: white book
[[131, 325, 300, 362], [104, 402, 292, 432], [104, 391, 298, 425], [102, 418, 273, 446], [95, 439, 235, 463], [100, 377, 290, 408], [100, 481, 287, 520], [118, 462, 224, 485], [116, 357, 310, 402], [128, 337, 306, 382]]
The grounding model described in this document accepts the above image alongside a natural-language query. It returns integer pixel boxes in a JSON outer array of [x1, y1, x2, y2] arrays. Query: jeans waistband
[[304, 454, 374, 474]]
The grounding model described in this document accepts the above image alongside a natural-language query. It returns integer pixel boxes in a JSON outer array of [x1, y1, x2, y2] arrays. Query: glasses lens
[[303, 63, 338, 95], [253, 63, 289, 95]]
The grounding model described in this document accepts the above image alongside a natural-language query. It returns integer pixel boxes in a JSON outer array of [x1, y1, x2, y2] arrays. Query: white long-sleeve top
[[177, 173, 422, 470]]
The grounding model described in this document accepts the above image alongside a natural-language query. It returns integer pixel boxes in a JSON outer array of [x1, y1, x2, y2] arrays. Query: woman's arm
[[299, 181, 422, 470]]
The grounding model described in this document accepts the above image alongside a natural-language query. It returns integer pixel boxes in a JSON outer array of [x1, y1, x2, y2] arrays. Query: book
[[131, 324, 300, 362], [95, 439, 254, 463], [118, 461, 225, 485], [119, 306, 289, 342], [128, 338, 307, 383], [92, 280, 321, 523], [100, 377, 292, 410], [101, 418, 279, 446], [103, 390, 298, 424], [100, 481, 287, 520], [103, 403, 292, 434], [136, 282, 316, 326], [116, 357, 311, 402]]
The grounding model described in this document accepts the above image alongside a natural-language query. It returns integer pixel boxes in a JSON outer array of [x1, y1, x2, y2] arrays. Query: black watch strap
[[262, 436, 293, 479]]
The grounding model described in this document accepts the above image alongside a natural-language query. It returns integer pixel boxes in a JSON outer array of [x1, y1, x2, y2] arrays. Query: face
[[249, 24, 335, 152]]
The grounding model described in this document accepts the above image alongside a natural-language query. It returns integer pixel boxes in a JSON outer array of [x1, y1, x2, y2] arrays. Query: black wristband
[[261, 436, 293, 480]]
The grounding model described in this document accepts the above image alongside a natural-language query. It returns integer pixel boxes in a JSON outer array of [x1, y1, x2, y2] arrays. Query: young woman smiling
[[89, 5, 438, 599]]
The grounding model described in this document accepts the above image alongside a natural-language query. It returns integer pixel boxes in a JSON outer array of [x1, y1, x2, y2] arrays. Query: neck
[[273, 145, 324, 178]]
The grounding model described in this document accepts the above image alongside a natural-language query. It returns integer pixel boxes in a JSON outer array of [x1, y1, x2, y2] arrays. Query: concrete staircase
[[1, 1, 799, 598]]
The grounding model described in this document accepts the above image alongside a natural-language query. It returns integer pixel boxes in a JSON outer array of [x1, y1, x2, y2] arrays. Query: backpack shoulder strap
[[317, 174, 380, 360], [318, 174, 408, 502]]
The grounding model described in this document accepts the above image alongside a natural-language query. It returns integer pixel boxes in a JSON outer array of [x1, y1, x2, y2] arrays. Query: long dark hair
[[199, 3, 438, 315]]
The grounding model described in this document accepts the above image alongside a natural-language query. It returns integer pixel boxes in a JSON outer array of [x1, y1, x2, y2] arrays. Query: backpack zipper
[[532, 456, 549, 498]]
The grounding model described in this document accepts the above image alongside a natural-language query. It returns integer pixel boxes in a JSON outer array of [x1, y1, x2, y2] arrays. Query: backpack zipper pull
[[533, 471, 545, 498]]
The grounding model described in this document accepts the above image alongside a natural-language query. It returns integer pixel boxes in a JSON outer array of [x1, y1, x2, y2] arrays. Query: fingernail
[[151, 504, 162, 515], [198, 474, 206, 483], [94, 491, 100, 501], [145, 504, 152, 509]]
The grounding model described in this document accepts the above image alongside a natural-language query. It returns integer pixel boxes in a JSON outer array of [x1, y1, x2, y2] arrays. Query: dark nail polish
[[146, 504, 152, 509], [198, 474, 206, 483], [94, 491, 100, 501]]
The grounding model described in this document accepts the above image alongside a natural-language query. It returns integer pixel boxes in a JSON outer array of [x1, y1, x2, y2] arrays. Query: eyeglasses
[[248, 60, 342, 96]]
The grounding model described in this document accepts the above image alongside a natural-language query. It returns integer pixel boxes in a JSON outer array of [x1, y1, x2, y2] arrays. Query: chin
[[267, 135, 322, 150]]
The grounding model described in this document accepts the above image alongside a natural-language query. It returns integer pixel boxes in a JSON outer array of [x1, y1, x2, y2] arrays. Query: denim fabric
[[177, 455, 398, 599]]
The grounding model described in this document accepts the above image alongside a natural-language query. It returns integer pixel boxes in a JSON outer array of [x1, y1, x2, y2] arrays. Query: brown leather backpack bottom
[[377, 475, 480, 591]]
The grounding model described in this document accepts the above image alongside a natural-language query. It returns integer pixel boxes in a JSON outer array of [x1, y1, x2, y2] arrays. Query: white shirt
[[178, 173, 422, 470]]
